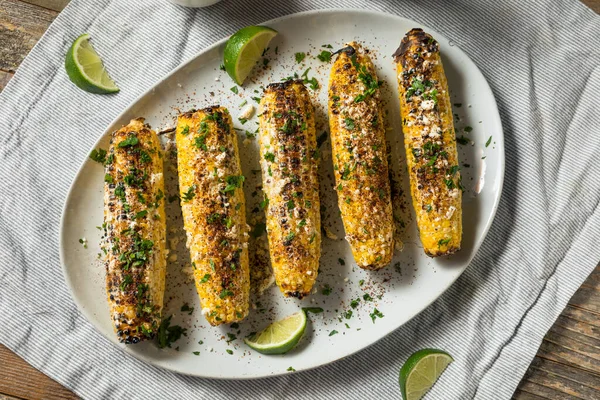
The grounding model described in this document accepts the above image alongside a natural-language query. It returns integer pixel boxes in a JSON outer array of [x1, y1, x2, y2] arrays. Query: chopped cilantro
[[118, 135, 139, 148], [157, 316, 187, 348], [182, 185, 196, 202], [89, 148, 107, 164], [317, 50, 332, 62], [456, 135, 469, 145], [370, 308, 384, 323], [251, 222, 266, 238], [264, 151, 275, 162], [181, 303, 194, 315], [223, 175, 245, 193], [302, 307, 324, 314], [438, 237, 451, 246]]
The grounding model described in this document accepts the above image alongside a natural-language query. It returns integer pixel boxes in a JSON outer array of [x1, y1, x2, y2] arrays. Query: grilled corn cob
[[258, 80, 321, 298], [394, 29, 462, 256], [176, 106, 250, 325], [328, 43, 395, 270], [103, 118, 166, 344]]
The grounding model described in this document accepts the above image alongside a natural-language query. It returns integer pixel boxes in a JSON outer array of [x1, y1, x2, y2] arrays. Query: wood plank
[[513, 389, 555, 400], [0, 0, 57, 72], [524, 366, 600, 399], [582, 0, 600, 12], [19, 0, 69, 12], [569, 286, 600, 314], [529, 357, 600, 391], [1, 394, 25, 400], [516, 380, 586, 400], [0, 345, 78, 400], [0, 70, 13, 92], [581, 268, 600, 290], [553, 315, 600, 344], [561, 305, 600, 328]]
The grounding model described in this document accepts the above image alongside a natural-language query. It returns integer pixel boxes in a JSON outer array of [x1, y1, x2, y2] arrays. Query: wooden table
[[1, 1, 599, 398]]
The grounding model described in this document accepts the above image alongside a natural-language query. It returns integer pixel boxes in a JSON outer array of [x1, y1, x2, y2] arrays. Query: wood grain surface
[[0, 0, 599, 399]]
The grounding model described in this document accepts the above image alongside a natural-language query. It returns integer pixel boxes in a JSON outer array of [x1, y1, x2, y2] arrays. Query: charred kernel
[[394, 29, 462, 257], [328, 42, 395, 270], [258, 81, 321, 298], [175, 107, 250, 325], [103, 119, 166, 345]]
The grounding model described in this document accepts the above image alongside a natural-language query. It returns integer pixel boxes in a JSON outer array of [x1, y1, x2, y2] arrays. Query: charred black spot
[[266, 79, 304, 92], [286, 290, 305, 299], [336, 45, 356, 57]]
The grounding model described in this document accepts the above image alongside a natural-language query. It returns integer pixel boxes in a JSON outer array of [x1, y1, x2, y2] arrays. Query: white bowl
[[168, 0, 221, 8]]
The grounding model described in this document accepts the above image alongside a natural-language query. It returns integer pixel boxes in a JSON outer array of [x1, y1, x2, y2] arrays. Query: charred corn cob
[[394, 29, 462, 256], [328, 43, 395, 270], [176, 106, 250, 325], [103, 118, 166, 344], [258, 80, 321, 298]]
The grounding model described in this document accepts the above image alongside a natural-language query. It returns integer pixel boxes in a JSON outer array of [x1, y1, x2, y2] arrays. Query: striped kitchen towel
[[0, 0, 599, 398]]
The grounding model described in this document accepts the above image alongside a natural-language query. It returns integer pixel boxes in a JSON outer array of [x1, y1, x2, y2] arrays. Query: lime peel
[[243, 310, 306, 355], [65, 33, 119, 94], [399, 348, 454, 400], [223, 26, 278, 85]]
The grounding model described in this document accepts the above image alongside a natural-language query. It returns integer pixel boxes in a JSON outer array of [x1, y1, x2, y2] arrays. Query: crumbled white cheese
[[239, 104, 255, 120], [446, 206, 456, 219], [421, 100, 435, 110]]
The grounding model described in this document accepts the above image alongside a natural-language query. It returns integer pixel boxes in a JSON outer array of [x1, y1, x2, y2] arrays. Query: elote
[[258, 80, 321, 298], [103, 118, 167, 344], [176, 106, 250, 325], [393, 28, 462, 256], [328, 42, 395, 270]]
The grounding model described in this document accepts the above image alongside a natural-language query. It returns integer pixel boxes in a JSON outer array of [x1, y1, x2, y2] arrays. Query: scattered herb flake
[[317, 50, 332, 62], [157, 316, 187, 348], [370, 308, 384, 323], [181, 303, 194, 315], [89, 148, 107, 164], [302, 307, 324, 314]]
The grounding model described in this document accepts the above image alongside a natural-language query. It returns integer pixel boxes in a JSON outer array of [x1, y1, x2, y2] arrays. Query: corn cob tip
[[393, 28, 439, 64], [265, 79, 304, 91], [425, 245, 461, 258]]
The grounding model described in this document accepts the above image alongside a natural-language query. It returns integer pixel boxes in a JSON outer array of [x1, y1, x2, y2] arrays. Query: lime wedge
[[243, 310, 306, 355], [65, 33, 119, 94], [223, 25, 278, 85], [399, 349, 454, 400]]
